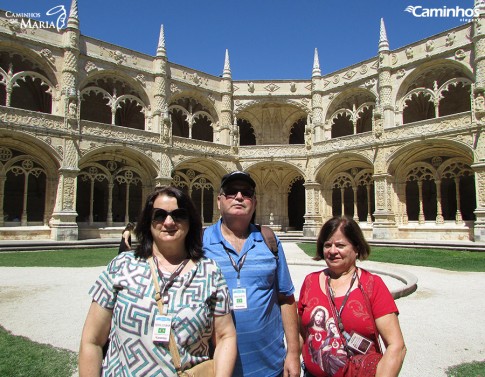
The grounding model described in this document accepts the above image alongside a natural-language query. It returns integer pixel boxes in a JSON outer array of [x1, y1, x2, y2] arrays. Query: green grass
[[446, 360, 485, 376], [297, 243, 485, 272], [0, 325, 77, 377], [0, 248, 117, 267]]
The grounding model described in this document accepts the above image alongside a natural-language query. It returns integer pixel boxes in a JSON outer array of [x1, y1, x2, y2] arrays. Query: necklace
[[158, 260, 186, 274]]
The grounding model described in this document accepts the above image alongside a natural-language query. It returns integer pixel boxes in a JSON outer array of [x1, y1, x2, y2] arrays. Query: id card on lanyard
[[224, 244, 249, 311]]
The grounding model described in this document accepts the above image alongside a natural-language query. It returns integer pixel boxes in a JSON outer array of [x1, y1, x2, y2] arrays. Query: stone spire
[[223, 49, 231, 79], [156, 24, 167, 58], [312, 48, 321, 77], [476, 0, 485, 15], [379, 18, 389, 52], [67, 0, 79, 29]]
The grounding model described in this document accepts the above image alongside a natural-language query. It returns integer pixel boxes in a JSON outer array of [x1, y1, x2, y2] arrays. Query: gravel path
[[0, 244, 484, 376]]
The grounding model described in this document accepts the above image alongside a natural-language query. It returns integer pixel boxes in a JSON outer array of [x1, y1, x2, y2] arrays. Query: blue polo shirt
[[203, 219, 295, 377]]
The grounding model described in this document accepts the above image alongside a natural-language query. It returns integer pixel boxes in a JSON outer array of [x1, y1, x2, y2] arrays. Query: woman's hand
[[78, 302, 112, 377]]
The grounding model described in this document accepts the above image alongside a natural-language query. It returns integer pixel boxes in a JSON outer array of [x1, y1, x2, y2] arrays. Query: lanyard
[[153, 255, 189, 308], [222, 243, 248, 287], [326, 270, 358, 335]]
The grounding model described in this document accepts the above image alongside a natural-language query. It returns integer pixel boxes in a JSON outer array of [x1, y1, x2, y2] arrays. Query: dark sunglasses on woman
[[151, 208, 189, 223]]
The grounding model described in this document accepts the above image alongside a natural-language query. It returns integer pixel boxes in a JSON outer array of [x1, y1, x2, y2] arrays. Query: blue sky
[[0, 0, 475, 80]]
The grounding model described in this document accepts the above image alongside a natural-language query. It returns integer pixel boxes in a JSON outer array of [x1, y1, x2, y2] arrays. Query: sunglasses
[[151, 208, 189, 223], [222, 187, 255, 200]]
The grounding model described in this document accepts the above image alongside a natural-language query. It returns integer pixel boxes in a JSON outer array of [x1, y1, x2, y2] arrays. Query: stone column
[[372, 173, 398, 239], [303, 181, 322, 237], [472, 162, 485, 241], [49, 137, 79, 240]]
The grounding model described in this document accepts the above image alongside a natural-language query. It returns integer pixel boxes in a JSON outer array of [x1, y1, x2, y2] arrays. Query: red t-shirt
[[298, 268, 398, 377]]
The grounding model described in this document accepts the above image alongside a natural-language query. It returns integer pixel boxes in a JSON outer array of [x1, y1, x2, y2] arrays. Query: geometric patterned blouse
[[89, 252, 231, 376]]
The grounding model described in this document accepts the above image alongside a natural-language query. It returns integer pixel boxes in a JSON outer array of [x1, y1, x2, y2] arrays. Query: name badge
[[152, 315, 172, 343], [232, 288, 248, 310]]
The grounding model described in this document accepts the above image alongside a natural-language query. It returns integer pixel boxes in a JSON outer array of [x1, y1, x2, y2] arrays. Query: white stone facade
[[1, 1, 485, 242]]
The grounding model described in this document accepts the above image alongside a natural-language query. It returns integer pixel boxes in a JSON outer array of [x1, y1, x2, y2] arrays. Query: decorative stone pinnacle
[[67, 0, 79, 29], [312, 48, 321, 77], [157, 24, 167, 58], [379, 18, 389, 52], [476, 0, 485, 15], [223, 49, 231, 79]]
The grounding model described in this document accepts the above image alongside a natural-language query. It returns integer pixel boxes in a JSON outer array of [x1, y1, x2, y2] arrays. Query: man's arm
[[279, 294, 301, 377]]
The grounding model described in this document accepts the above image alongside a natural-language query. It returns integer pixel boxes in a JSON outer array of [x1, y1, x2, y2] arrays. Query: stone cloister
[[1, 1, 485, 243]]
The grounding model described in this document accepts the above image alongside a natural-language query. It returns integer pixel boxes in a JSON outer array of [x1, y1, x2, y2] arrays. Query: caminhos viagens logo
[[5, 5, 67, 32], [405, 1, 485, 21]]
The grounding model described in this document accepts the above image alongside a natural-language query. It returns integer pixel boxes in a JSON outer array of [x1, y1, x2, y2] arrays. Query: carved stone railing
[[313, 112, 472, 155]]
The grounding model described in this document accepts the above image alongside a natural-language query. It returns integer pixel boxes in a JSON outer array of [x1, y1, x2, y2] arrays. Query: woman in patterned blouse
[[79, 186, 237, 377]]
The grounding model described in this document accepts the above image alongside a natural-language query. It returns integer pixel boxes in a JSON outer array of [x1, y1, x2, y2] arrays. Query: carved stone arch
[[80, 70, 150, 106], [437, 77, 472, 117], [169, 90, 218, 121], [0, 45, 59, 86], [78, 145, 158, 182], [324, 87, 376, 123], [400, 88, 435, 110], [114, 94, 147, 111], [405, 162, 437, 182], [388, 139, 474, 179], [437, 157, 474, 179], [395, 58, 473, 105], [78, 161, 111, 177], [331, 172, 355, 189], [354, 169, 374, 187]]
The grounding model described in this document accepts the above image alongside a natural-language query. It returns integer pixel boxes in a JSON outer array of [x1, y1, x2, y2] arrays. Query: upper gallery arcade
[[0, 0, 485, 243]]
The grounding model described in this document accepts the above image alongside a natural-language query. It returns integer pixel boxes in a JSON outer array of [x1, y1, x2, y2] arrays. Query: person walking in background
[[118, 222, 134, 254], [79, 186, 237, 377], [298, 215, 406, 377], [203, 171, 300, 377]]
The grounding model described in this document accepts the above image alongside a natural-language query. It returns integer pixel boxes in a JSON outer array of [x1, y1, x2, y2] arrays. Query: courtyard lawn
[[0, 326, 77, 377], [297, 243, 485, 272], [0, 248, 117, 267]]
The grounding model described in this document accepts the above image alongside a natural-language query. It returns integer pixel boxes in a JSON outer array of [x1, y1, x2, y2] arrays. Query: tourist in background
[[118, 222, 134, 254]]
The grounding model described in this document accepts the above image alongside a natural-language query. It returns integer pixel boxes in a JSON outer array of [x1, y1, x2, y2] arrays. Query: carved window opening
[[115, 98, 144, 130], [289, 117, 305, 144], [3, 154, 46, 225], [438, 81, 471, 117], [331, 169, 374, 223], [169, 98, 214, 142], [238, 118, 256, 146], [331, 113, 353, 138], [0, 50, 53, 113], [287, 176, 305, 230], [356, 106, 373, 134], [402, 159, 475, 224], [76, 162, 142, 225], [80, 77, 145, 129], [192, 114, 213, 142], [10, 76, 52, 113], [80, 92, 111, 124], [402, 92, 435, 124], [171, 169, 215, 224], [171, 108, 189, 137]]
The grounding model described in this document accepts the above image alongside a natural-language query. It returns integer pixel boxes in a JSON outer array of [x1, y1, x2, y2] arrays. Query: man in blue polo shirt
[[203, 171, 300, 377]]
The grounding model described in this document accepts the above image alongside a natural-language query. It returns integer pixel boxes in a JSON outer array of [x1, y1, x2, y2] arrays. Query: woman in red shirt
[[298, 216, 406, 377]]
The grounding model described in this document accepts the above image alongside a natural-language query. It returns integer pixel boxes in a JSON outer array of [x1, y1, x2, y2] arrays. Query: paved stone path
[[0, 243, 484, 376]]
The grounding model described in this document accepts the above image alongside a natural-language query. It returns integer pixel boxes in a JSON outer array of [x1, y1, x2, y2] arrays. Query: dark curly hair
[[315, 215, 371, 261], [134, 186, 203, 260]]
